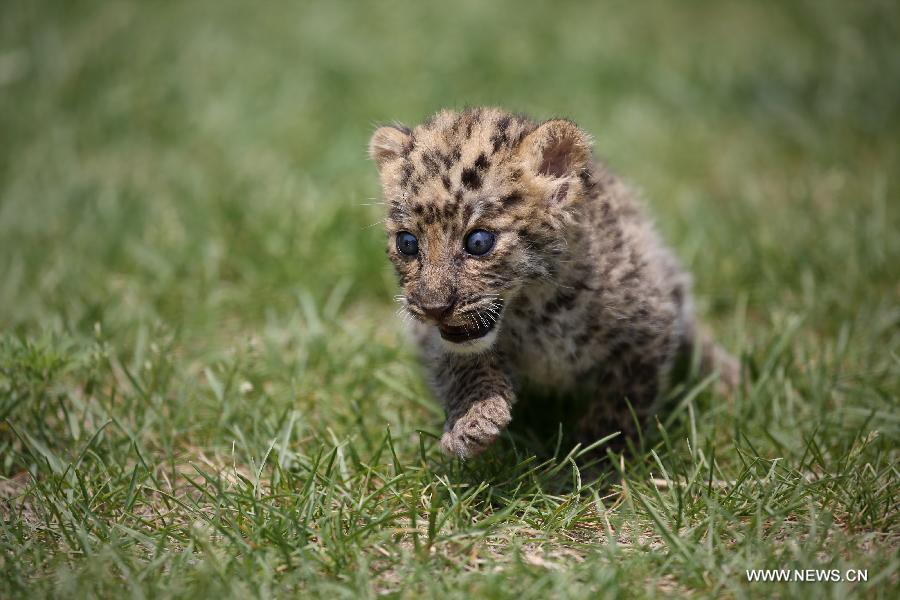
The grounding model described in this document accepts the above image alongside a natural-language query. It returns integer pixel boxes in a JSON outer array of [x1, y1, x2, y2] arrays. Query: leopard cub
[[369, 107, 737, 458]]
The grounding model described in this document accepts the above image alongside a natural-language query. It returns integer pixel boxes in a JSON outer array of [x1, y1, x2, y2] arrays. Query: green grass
[[1, 0, 898, 597]]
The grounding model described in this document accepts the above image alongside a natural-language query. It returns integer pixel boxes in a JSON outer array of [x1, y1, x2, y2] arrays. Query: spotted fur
[[370, 107, 738, 458]]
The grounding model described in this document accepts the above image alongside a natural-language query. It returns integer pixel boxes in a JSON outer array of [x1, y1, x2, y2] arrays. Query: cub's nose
[[420, 301, 455, 323]]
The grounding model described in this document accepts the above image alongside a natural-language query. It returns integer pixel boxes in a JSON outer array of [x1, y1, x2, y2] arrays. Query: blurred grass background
[[1, 0, 898, 597]]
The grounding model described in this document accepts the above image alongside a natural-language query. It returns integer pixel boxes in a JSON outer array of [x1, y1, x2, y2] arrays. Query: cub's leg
[[575, 362, 662, 450], [429, 352, 515, 459]]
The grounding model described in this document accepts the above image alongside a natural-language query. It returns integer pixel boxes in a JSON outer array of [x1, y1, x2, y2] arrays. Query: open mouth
[[438, 320, 496, 343], [437, 300, 503, 344]]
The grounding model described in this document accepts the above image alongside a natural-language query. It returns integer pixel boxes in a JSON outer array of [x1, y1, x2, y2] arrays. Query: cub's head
[[369, 107, 595, 353]]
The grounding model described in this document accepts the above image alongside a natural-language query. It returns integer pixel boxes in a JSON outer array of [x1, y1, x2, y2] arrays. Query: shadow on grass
[[427, 388, 628, 498], [434, 358, 720, 498]]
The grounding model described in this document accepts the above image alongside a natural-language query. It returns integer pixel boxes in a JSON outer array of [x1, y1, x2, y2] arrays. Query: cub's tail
[[687, 328, 741, 394]]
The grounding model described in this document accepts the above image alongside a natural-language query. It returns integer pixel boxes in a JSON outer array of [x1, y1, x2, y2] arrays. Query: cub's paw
[[440, 396, 512, 459]]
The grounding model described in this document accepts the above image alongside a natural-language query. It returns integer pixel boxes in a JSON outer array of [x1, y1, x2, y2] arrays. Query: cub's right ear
[[368, 124, 412, 171], [520, 119, 592, 180]]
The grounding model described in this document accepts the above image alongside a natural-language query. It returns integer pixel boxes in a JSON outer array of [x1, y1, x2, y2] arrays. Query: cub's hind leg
[[575, 361, 663, 452]]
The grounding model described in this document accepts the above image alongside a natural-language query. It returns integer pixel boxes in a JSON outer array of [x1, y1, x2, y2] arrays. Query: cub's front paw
[[440, 397, 512, 459]]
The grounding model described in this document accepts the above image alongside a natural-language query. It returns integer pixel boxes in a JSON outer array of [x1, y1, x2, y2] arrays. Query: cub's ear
[[368, 124, 412, 170], [520, 119, 593, 180]]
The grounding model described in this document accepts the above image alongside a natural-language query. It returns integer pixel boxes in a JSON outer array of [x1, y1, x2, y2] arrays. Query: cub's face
[[369, 108, 593, 353]]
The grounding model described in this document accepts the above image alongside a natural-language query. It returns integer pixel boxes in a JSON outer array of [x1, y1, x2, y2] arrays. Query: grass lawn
[[1, 0, 898, 597]]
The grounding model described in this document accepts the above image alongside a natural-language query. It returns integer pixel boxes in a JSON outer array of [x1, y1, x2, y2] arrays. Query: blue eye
[[464, 230, 496, 256], [396, 231, 419, 256]]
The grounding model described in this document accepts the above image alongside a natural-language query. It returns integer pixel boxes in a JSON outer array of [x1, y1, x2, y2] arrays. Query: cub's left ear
[[520, 119, 593, 201], [369, 124, 412, 171]]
